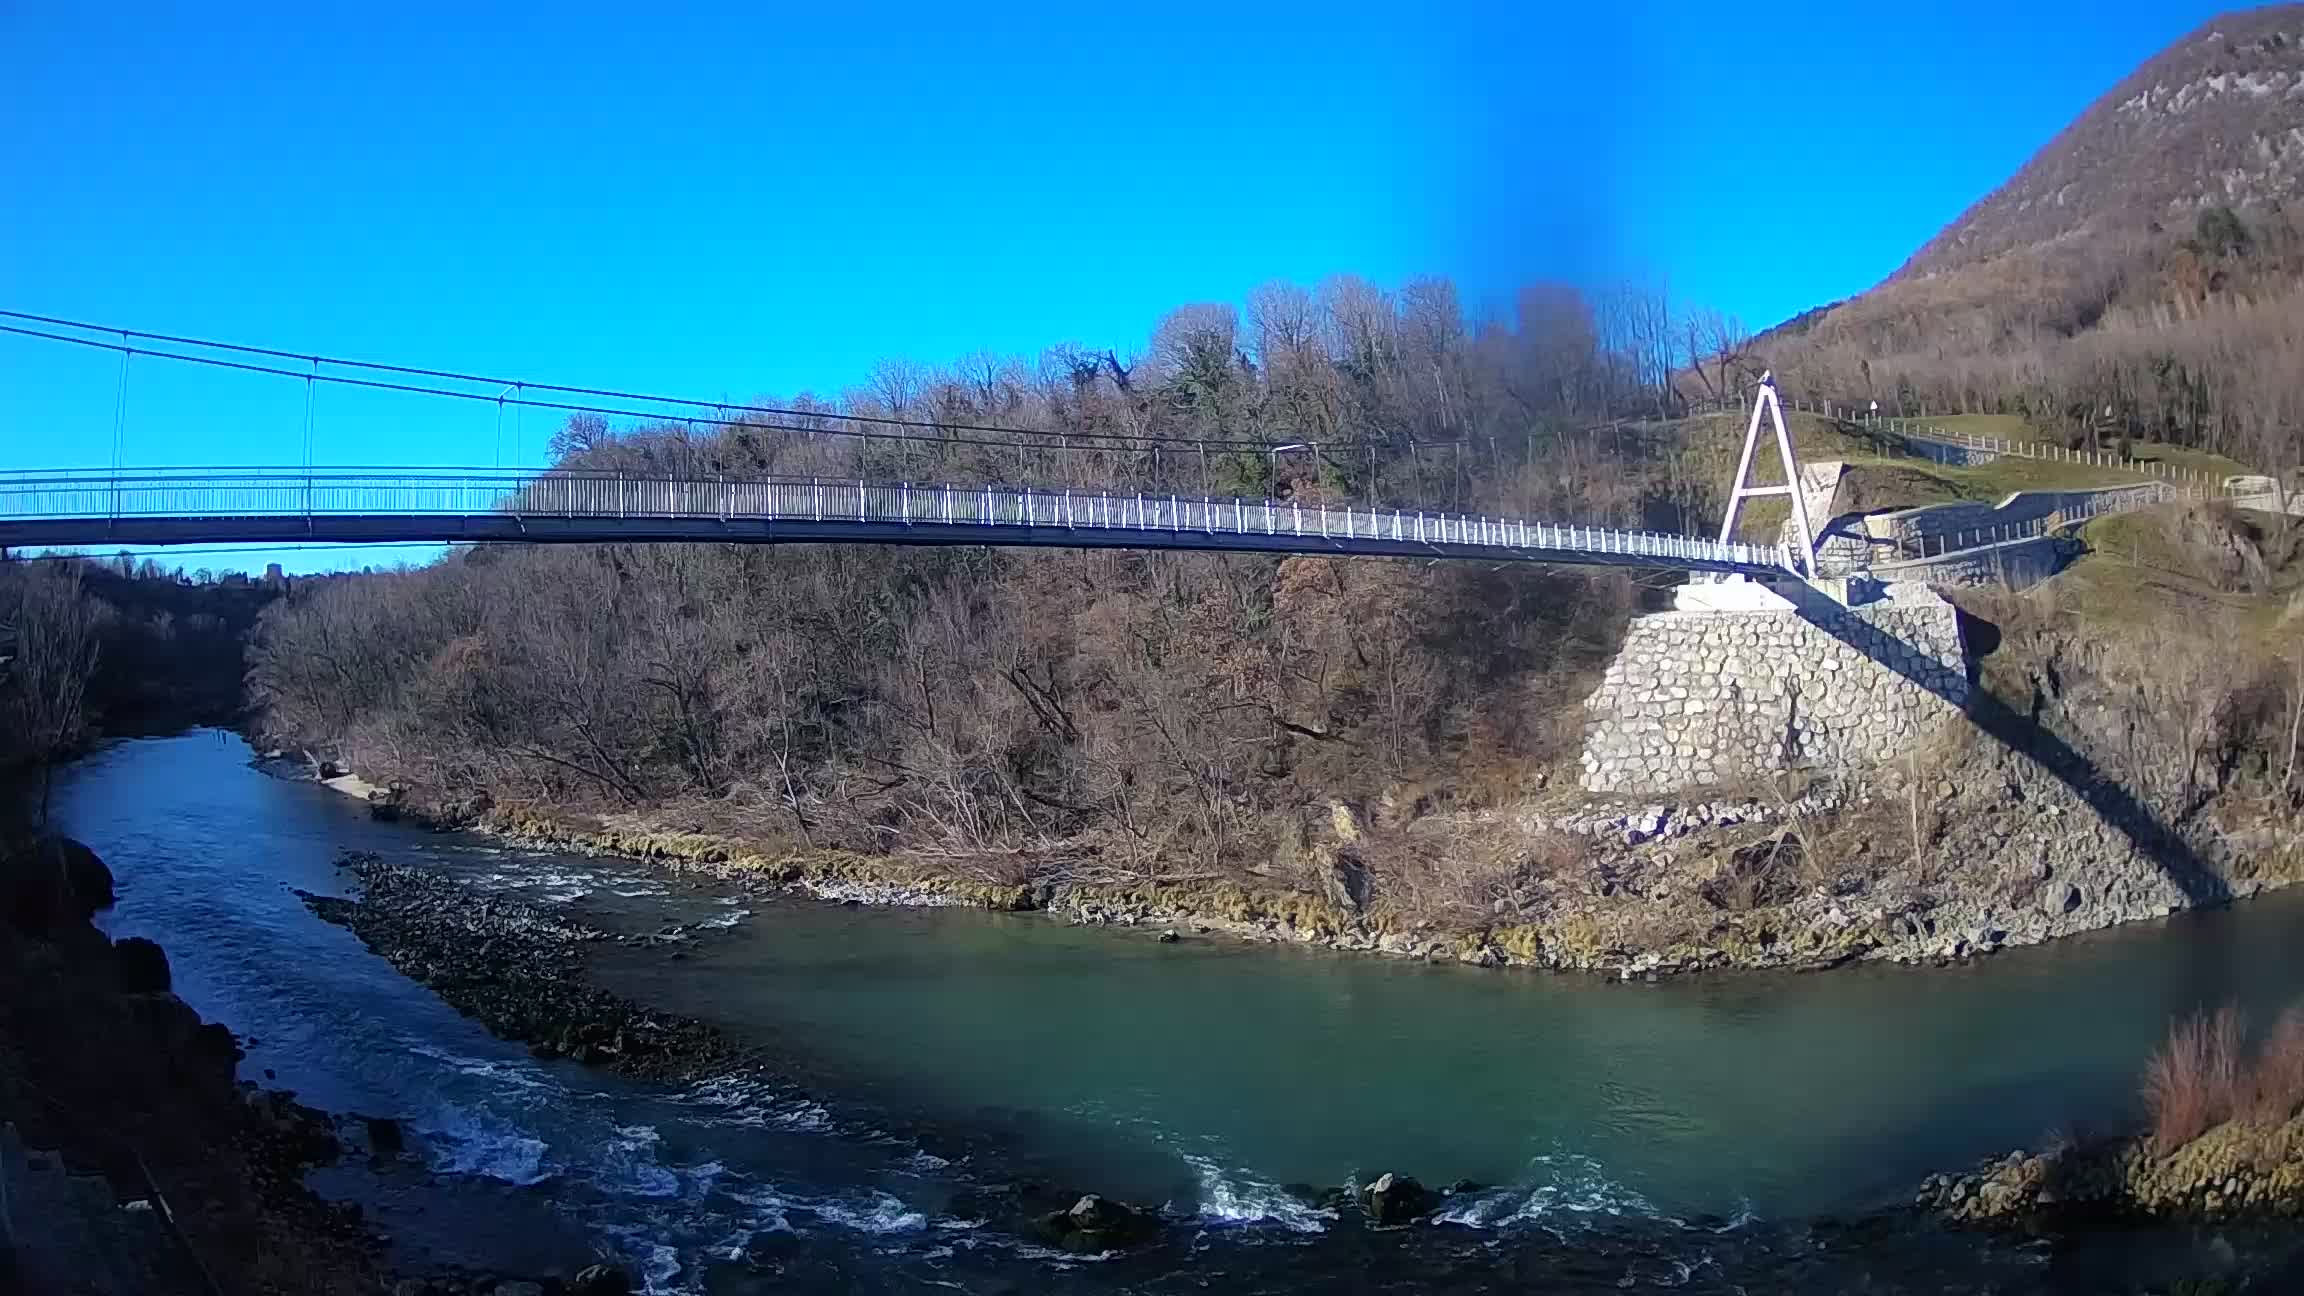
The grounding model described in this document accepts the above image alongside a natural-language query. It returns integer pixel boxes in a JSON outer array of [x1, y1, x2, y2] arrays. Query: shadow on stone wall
[[1768, 578, 2233, 911]]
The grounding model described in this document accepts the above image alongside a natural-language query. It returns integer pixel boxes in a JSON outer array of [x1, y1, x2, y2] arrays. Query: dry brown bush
[[2249, 1004, 2304, 1128], [1355, 822, 1511, 929], [2143, 1004, 2246, 1155]]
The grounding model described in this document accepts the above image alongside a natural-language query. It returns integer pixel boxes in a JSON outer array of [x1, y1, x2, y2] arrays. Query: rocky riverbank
[[1, 835, 378, 1294], [302, 855, 746, 1082], [327, 719, 2304, 981], [0, 834, 641, 1296], [1915, 1111, 2304, 1227]]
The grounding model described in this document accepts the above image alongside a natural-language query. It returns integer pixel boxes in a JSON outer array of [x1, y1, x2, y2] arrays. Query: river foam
[[1431, 1152, 1664, 1232], [1176, 1153, 1334, 1234], [417, 1102, 554, 1185]]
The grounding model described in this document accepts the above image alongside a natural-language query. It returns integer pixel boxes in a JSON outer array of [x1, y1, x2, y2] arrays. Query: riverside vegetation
[[1920, 997, 2304, 1229]]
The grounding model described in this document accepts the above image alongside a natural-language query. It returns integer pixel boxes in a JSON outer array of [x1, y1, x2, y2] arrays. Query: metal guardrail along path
[[0, 468, 1786, 575]]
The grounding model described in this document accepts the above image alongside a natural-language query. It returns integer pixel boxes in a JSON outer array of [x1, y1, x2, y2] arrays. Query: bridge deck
[[0, 470, 1783, 574]]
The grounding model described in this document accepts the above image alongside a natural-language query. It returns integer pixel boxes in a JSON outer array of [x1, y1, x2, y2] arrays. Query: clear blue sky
[[0, 0, 2252, 571]]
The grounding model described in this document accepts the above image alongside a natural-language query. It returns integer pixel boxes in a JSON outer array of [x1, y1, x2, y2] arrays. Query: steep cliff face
[[1899, 6, 2304, 280]]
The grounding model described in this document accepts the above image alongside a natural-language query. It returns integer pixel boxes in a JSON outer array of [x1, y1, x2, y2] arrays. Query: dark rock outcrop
[[114, 936, 171, 993], [1034, 1193, 1159, 1252], [0, 837, 378, 1292], [363, 1115, 407, 1161], [1360, 1171, 1436, 1226], [1, 835, 116, 933]]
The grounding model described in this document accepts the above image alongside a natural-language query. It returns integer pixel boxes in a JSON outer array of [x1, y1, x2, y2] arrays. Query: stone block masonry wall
[[1579, 592, 1970, 795]]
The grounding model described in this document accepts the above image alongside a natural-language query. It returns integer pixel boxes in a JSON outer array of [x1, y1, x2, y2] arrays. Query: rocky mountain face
[[1899, 6, 2304, 279]]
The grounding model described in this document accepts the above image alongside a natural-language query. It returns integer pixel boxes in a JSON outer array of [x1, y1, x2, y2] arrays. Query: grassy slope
[[2051, 509, 2304, 634], [1906, 412, 2256, 484]]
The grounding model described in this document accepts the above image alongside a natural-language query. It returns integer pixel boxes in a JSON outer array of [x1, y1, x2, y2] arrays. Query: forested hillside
[[0, 560, 276, 781], [247, 278, 1698, 879]]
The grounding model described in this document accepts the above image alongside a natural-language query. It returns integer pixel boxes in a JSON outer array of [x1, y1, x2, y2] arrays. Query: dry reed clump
[[2248, 1005, 2304, 1127], [2141, 1000, 2304, 1156]]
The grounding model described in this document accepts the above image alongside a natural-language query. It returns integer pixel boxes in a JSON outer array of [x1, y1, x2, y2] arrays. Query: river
[[50, 731, 2304, 1293]]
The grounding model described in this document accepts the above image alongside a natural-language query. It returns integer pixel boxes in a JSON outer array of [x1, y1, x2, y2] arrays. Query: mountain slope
[[1899, 5, 2304, 280], [1744, 8, 2304, 469]]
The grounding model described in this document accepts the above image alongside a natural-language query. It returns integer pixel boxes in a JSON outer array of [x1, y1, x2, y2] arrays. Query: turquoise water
[[50, 731, 2304, 1293], [598, 860, 2304, 1218]]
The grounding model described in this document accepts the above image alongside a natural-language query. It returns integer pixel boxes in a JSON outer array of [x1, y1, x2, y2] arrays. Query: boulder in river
[[363, 1115, 407, 1161], [1036, 1193, 1157, 1252], [1360, 1172, 1436, 1225], [115, 936, 172, 993]]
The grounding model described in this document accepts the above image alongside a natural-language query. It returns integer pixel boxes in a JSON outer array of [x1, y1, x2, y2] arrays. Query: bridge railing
[[0, 468, 1781, 571]]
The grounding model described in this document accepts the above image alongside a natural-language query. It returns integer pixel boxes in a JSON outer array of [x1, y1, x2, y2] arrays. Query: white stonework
[[1579, 585, 1969, 795]]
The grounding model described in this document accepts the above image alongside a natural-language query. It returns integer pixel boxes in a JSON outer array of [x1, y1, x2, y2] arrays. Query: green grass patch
[[1915, 454, 2140, 498], [1892, 412, 2254, 486], [2125, 442, 2257, 485], [2050, 508, 2304, 635]]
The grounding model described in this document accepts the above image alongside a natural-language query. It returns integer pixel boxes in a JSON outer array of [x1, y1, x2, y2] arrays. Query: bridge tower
[[1715, 372, 1818, 579]]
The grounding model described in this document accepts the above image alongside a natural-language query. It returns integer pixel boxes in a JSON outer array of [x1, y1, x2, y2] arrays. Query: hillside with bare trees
[[246, 277, 1687, 885]]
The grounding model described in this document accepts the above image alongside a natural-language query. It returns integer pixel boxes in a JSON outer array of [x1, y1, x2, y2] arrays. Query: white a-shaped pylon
[[1715, 371, 1817, 577]]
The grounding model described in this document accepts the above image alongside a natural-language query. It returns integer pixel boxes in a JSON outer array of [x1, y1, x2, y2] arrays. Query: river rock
[[2, 836, 116, 933], [1360, 1172, 1436, 1225], [303, 857, 741, 1082], [115, 936, 172, 993], [364, 1115, 406, 1160], [1036, 1193, 1157, 1252]]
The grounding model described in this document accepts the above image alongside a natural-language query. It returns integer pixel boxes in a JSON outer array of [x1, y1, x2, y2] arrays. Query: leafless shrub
[[2143, 1005, 2246, 1155], [2248, 1004, 2304, 1127]]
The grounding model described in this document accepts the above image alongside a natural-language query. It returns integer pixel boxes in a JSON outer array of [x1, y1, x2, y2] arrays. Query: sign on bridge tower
[[1715, 371, 1817, 578]]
